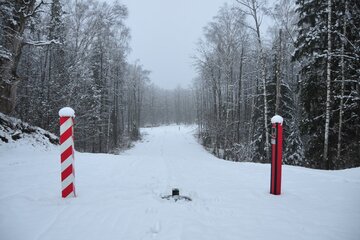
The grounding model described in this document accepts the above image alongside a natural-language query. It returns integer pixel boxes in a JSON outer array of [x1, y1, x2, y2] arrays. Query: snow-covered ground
[[0, 125, 359, 240]]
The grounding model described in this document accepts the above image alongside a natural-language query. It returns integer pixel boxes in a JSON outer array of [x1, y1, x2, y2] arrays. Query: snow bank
[[0, 112, 58, 148]]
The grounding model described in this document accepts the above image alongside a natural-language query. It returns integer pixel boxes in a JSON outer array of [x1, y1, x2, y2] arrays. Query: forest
[[0, 0, 196, 153], [0, 0, 359, 169]]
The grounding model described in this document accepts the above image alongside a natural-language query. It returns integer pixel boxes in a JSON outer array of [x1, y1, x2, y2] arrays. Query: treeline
[[194, 0, 360, 169], [0, 0, 196, 153], [142, 85, 196, 126]]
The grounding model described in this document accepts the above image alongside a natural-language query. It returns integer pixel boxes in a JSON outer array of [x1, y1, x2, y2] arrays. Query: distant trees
[[194, 4, 252, 160], [126, 62, 150, 140], [142, 84, 196, 126]]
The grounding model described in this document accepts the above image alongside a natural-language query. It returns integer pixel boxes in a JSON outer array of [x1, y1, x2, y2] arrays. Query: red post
[[59, 107, 76, 198], [270, 115, 283, 195]]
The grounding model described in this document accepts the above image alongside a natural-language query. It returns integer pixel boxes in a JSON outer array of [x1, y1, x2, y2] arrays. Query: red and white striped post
[[59, 107, 76, 198], [270, 115, 283, 195]]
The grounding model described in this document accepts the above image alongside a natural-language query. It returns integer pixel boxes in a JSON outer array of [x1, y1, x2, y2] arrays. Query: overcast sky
[[120, 0, 273, 89], [117, 0, 230, 89]]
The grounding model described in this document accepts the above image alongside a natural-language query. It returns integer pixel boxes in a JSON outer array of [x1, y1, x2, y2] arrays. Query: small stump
[[161, 188, 192, 202]]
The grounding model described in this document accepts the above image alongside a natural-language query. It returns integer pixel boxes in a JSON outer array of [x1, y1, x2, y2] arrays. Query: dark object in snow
[[161, 188, 192, 202], [172, 188, 179, 196]]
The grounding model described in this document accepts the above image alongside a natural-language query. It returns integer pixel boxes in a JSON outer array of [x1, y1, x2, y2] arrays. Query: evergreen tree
[[331, 0, 360, 168], [251, 76, 269, 163], [268, 30, 304, 165], [294, 0, 360, 169], [294, 0, 329, 169], [47, 0, 68, 132]]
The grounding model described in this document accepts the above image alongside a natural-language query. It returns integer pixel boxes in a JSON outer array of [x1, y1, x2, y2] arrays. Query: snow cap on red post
[[271, 115, 283, 125], [59, 107, 75, 118]]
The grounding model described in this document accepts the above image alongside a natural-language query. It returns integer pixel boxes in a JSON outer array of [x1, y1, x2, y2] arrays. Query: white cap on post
[[59, 107, 75, 117], [271, 115, 283, 124]]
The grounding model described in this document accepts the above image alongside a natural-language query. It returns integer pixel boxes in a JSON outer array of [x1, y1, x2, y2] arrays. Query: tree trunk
[[275, 29, 283, 115], [324, 0, 332, 169], [0, 0, 40, 114], [237, 46, 244, 143], [251, 0, 270, 160], [337, 0, 347, 162]]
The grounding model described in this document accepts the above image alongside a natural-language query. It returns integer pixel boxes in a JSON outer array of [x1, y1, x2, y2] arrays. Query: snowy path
[[0, 125, 359, 240]]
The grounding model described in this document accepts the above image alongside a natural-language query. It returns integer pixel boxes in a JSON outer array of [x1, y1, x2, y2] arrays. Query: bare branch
[[23, 39, 61, 46], [23, 0, 45, 19]]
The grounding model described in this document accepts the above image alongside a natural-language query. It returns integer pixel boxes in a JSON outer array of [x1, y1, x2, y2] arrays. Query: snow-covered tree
[[294, 0, 360, 169], [0, 0, 44, 113], [267, 0, 305, 166]]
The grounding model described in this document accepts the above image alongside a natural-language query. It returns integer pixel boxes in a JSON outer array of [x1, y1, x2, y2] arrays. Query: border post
[[59, 107, 76, 198], [270, 115, 283, 195]]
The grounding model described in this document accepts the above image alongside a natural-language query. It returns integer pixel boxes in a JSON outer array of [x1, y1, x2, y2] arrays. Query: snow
[[24, 39, 61, 46], [58, 107, 75, 117], [0, 112, 58, 146], [271, 115, 284, 124], [0, 47, 12, 61], [0, 125, 359, 240]]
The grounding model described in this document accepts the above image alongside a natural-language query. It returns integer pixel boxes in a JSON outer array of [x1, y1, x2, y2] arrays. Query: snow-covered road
[[0, 125, 359, 240]]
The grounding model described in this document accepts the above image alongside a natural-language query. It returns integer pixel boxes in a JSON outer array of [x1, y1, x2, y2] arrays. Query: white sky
[[120, 0, 274, 89], [119, 0, 231, 89]]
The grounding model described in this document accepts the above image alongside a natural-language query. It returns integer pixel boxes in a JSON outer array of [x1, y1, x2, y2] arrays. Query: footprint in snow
[[150, 221, 161, 234]]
